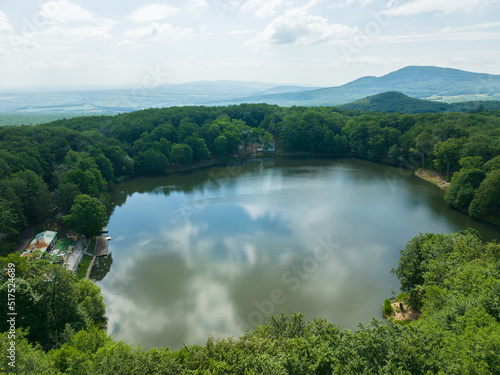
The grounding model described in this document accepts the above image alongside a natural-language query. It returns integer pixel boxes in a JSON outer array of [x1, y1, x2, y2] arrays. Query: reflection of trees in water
[[108, 158, 274, 211], [89, 253, 113, 281]]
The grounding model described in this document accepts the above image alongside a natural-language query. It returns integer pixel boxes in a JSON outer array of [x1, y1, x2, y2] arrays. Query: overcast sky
[[1, 0, 500, 90]]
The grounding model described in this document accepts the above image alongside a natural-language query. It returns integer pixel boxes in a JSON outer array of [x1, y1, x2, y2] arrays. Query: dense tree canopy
[[0, 256, 106, 352], [0, 104, 499, 254], [1, 103, 499, 373], [1, 230, 499, 373], [169, 143, 193, 165]]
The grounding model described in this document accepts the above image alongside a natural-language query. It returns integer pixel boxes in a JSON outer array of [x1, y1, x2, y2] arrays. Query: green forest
[[1, 104, 500, 373], [1, 104, 499, 254], [1, 229, 499, 374]]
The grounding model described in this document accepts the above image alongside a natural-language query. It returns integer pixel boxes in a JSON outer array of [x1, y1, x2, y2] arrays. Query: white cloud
[[220, 30, 255, 36], [253, 8, 358, 46], [127, 4, 179, 23], [16, 0, 116, 44], [388, 0, 500, 16], [40, 0, 99, 24], [189, 0, 209, 12], [35, 24, 114, 41], [345, 0, 375, 5], [242, 0, 284, 18], [116, 40, 141, 48], [4, 35, 40, 52], [0, 10, 13, 33], [441, 22, 500, 32], [124, 22, 195, 41], [365, 22, 500, 44], [328, 0, 374, 8], [0, 9, 40, 53]]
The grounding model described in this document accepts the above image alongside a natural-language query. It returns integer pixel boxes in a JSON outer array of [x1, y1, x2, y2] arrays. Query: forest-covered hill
[[221, 66, 500, 106], [337, 91, 500, 114]]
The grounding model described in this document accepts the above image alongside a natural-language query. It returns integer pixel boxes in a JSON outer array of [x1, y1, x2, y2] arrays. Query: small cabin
[[21, 230, 57, 257]]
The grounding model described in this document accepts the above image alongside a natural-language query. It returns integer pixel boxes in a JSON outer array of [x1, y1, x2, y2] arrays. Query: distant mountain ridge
[[222, 66, 500, 106], [1, 66, 500, 116]]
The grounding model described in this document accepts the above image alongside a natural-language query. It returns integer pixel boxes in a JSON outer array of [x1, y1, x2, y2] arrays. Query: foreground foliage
[[0, 255, 106, 352], [1, 230, 499, 374]]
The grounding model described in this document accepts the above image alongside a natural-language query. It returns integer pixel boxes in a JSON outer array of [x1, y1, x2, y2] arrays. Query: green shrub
[[383, 299, 394, 318]]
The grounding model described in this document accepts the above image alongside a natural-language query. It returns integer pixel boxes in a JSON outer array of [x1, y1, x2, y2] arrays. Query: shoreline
[[114, 154, 500, 229], [414, 169, 450, 190], [9, 154, 497, 256]]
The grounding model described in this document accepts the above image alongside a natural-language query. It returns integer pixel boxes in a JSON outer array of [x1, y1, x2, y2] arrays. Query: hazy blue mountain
[[261, 86, 322, 95], [222, 66, 500, 106], [1, 66, 500, 117]]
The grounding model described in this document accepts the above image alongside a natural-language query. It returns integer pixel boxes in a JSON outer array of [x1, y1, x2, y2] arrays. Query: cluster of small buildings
[[21, 230, 59, 259], [21, 230, 76, 268], [21, 229, 110, 277]]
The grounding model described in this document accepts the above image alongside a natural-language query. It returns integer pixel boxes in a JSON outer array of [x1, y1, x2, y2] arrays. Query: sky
[[0, 0, 500, 90]]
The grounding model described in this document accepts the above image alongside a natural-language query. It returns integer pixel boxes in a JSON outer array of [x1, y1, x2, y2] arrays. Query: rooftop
[[22, 230, 57, 257]]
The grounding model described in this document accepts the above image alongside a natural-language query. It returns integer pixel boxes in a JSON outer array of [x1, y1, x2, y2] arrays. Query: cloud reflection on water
[[98, 158, 493, 350]]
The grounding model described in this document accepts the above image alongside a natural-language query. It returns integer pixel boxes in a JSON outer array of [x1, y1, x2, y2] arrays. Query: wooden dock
[[85, 236, 109, 279], [85, 234, 112, 280], [94, 236, 109, 257]]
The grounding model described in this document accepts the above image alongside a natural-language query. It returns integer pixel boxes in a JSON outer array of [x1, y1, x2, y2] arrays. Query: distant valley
[[1, 66, 500, 124], [0, 81, 320, 117]]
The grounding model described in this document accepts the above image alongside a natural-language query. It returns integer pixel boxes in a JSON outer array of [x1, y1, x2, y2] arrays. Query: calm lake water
[[93, 157, 500, 350]]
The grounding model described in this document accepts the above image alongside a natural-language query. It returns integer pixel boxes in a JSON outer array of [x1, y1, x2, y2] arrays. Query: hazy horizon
[[2, 64, 500, 94], [0, 79, 320, 93]]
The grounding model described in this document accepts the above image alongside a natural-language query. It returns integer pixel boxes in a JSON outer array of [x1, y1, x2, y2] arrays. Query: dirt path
[[390, 301, 421, 322], [65, 237, 84, 275], [415, 169, 450, 190]]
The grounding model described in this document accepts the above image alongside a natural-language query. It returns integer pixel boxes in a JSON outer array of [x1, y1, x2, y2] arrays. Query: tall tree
[[444, 168, 486, 209], [63, 195, 107, 238], [170, 144, 193, 165], [184, 136, 211, 161], [134, 149, 168, 175], [214, 135, 228, 157], [469, 169, 500, 218], [433, 138, 463, 175], [54, 183, 81, 215]]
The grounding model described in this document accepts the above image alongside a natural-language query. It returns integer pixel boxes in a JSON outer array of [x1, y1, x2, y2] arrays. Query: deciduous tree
[[63, 194, 107, 238]]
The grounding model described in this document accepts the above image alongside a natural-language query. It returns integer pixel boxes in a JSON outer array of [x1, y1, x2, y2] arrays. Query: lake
[[93, 157, 500, 350]]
